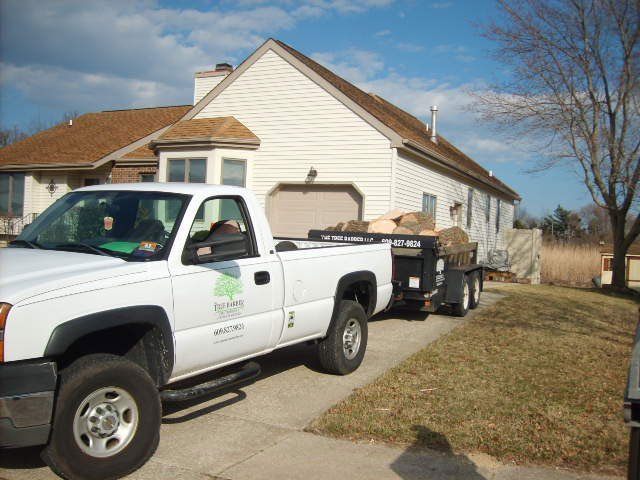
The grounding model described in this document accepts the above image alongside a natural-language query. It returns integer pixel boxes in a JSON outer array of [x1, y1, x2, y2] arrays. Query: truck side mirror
[[188, 233, 249, 264]]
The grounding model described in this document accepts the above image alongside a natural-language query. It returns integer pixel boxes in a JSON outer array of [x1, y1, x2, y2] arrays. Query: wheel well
[[341, 281, 373, 316], [57, 323, 171, 387]]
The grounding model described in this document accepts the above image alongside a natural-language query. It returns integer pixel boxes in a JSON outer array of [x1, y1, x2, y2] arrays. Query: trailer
[[308, 230, 483, 317]]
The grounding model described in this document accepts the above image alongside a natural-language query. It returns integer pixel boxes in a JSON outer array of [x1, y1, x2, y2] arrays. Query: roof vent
[[489, 170, 493, 177], [430, 105, 438, 144]]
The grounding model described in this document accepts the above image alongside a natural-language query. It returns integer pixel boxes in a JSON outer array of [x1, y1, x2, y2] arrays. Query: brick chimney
[[194, 63, 234, 104]]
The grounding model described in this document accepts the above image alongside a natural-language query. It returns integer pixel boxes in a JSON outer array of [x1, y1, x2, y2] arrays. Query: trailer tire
[[451, 275, 470, 317], [42, 354, 161, 480], [318, 300, 368, 375], [630, 427, 640, 480], [468, 272, 481, 310]]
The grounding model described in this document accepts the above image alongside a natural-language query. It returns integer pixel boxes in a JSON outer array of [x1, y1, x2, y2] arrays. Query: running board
[[159, 361, 261, 402]]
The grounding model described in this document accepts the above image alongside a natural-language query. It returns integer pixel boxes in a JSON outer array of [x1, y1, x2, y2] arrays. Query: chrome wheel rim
[[462, 281, 470, 310], [343, 318, 362, 360], [73, 386, 139, 458], [473, 277, 480, 304]]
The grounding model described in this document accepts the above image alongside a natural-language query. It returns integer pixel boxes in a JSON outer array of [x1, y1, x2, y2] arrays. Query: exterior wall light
[[305, 166, 318, 183]]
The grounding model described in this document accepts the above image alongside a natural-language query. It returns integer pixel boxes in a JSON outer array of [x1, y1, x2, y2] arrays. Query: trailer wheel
[[318, 300, 368, 375], [630, 427, 640, 480], [42, 354, 161, 480], [468, 272, 481, 310], [451, 275, 470, 317]]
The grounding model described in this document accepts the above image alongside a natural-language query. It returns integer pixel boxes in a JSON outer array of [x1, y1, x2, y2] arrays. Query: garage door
[[269, 185, 362, 238]]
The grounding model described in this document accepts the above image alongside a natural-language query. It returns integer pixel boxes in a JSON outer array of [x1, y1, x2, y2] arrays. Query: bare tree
[[473, 0, 639, 289]]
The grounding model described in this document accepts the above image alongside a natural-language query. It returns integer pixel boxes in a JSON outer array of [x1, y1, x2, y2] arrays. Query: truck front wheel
[[468, 272, 481, 310], [42, 354, 161, 480], [318, 300, 368, 375]]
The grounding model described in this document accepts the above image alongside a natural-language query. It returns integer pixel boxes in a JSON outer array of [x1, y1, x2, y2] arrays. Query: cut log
[[398, 212, 435, 231], [438, 226, 469, 245], [376, 209, 406, 222], [418, 229, 439, 236], [392, 226, 414, 235], [341, 220, 369, 232], [368, 219, 397, 234]]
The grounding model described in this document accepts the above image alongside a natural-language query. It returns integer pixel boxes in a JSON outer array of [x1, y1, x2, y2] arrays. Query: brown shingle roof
[[275, 40, 519, 200], [0, 105, 191, 168], [154, 117, 259, 145]]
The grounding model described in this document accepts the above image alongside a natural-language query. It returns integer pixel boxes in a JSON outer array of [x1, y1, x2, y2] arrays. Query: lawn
[[308, 285, 639, 475]]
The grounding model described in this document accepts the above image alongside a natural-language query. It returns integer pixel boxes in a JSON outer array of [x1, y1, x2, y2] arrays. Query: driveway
[[0, 291, 621, 480]]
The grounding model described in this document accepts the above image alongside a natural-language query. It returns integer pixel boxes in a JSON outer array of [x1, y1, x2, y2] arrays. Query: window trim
[[485, 193, 491, 223], [496, 199, 501, 231], [422, 192, 437, 217], [221, 158, 247, 187], [466, 188, 474, 228], [168, 158, 207, 183]]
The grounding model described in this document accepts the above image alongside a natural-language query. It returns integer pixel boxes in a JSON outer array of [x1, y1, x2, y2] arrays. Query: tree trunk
[[611, 214, 628, 289]]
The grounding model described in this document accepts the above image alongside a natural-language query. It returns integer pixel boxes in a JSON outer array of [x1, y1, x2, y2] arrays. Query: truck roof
[[76, 182, 247, 196]]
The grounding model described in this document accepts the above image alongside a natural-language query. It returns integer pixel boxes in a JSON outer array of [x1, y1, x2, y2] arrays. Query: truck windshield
[[12, 190, 189, 261]]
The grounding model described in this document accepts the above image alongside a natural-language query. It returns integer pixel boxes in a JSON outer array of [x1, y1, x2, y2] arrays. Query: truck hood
[[0, 248, 150, 305]]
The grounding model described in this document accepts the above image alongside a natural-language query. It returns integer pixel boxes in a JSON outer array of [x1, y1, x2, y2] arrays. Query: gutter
[[399, 138, 521, 202]]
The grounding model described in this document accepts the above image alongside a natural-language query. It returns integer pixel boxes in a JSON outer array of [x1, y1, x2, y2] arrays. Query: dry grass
[[309, 285, 639, 474], [541, 242, 601, 287]]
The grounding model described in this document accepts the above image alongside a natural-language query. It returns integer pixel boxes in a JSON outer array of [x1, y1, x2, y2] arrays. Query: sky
[[0, 0, 594, 216]]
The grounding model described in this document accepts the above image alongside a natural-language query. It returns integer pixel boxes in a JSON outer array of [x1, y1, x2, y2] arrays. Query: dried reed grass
[[541, 242, 601, 287]]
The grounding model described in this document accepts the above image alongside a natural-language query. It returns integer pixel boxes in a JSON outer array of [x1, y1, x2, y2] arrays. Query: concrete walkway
[[0, 291, 621, 480]]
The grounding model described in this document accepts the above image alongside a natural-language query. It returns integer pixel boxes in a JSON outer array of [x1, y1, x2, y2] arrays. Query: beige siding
[[395, 151, 514, 262], [195, 49, 393, 221], [194, 74, 228, 104], [27, 167, 111, 215]]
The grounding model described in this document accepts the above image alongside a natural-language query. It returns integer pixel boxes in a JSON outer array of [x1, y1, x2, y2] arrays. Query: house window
[[222, 159, 246, 187], [0, 172, 25, 217], [450, 202, 463, 227], [603, 257, 613, 271], [84, 178, 100, 187], [485, 193, 491, 223], [496, 199, 501, 231], [168, 158, 206, 183], [422, 193, 437, 217], [140, 174, 155, 183], [466, 188, 474, 228]]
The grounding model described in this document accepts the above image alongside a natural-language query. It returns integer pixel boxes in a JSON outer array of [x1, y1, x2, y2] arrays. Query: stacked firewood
[[325, 209, 470, 245]]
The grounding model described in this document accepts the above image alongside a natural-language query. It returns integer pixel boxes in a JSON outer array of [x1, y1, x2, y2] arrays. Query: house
[[600, 243, 640, 289], [0, 39, 520, 261]]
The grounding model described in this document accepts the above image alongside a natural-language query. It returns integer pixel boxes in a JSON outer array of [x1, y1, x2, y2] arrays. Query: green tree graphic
[[214, 272, 243, 300]]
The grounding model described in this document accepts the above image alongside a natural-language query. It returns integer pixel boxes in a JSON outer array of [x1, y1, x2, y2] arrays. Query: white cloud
[[0, 0, 394, 122], [375, 29, 392, 37], [430, 2, 453, 8], [312, 49, 385, 83]]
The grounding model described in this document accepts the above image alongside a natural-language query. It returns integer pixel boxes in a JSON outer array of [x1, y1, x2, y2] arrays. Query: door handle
[[255, 271, 270, 285]]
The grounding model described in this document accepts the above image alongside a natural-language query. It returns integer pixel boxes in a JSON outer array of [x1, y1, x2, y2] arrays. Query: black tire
[[468, 272, 481, 310], [630, 427, 640, 480], [42, 354, 161, 480], [451, 275, 470, 317], [318, 300, 368, 375]]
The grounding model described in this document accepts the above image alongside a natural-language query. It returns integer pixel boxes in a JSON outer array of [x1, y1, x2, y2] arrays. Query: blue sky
[[0, 0, 592, 216]]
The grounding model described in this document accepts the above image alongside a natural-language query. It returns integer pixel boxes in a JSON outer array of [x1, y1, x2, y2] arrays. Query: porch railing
[[0, 213, 39, 238]]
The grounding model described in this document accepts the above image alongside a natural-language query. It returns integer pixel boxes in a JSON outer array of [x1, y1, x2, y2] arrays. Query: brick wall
[[111, 166, 158, 184]]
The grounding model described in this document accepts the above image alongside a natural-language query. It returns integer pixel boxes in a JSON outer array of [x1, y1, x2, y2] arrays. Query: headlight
[[0, 303, 11, 363]]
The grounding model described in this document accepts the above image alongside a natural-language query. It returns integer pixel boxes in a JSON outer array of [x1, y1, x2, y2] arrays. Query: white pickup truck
[[0, 183, 393, 480]]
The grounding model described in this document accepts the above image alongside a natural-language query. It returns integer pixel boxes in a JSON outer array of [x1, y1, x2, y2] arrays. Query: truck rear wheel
[[318, 300, 368, 375], [468, 272, 481, 310], [451, 275, 470, 317], [42, 354, 161, 480]]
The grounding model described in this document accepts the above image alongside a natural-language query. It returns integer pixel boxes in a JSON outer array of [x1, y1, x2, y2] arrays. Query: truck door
[[169, 196, 282, 378]]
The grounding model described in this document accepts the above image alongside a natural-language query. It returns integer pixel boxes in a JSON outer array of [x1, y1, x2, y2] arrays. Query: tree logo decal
[[214, 271, 243, 301]]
